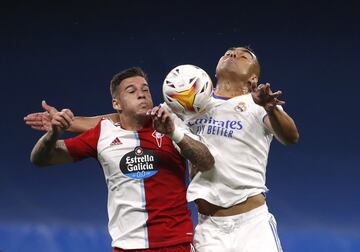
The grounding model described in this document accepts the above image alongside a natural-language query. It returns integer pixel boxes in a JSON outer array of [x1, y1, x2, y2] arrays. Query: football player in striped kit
[[29, 67, 214, 252]]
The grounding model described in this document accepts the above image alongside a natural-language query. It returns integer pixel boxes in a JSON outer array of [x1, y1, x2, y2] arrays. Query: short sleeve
[[64, 121, 101, 161]]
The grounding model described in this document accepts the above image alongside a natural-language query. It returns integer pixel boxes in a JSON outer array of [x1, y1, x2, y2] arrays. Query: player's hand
[[146, 106, 174, 134], [46, 104, 74, 134], [26, 101, 75, 134], [24, 100, 57, 132], [251, 83, 285, 112], [24, 111, 51, 132]]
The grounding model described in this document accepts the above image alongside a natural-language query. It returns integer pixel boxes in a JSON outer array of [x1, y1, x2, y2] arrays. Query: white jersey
[[180, 94, 273, 207]]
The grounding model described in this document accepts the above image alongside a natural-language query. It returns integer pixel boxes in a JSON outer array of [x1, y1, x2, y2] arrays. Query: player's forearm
[[68, 114, 118, 133], [267, 107, 299, 145], [67, 116, 100, 133], [177, 135, 215, 171], [30, 130, 60, 166], [31, 131, 73, 166]]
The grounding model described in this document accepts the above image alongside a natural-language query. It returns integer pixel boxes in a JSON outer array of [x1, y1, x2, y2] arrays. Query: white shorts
[[193, 204, 283, 252]]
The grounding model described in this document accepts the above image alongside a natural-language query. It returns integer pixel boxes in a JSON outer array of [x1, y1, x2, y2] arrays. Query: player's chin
[[137, 106, 152, 116], [138, 103, 152, 111]]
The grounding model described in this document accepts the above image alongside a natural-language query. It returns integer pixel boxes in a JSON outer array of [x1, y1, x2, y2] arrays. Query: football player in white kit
[[25, 48, 299, 252], [28, 67, 214, 252], [183, 47, 299, 252]]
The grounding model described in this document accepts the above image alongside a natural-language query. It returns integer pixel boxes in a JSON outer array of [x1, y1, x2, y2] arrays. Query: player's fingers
[[156, 107, 166, 118], [161, 113, 170, 124], [259, 84, 267, 94], [150, 106, 160, 116], [60, 114, 73, 128], [30, 125, 48, 132], [146, 106, 157, 116], [275, 98, 286, 105], [42, 100, 58, 115], [271, 90, 282, 98], [52, 113, 70, 129], [24, 113, 42, 121], [264, 83, 272, 94], [24, 113, 37, 120], [51, 120, 63, 128], [30, 125, 42, 130], [25, 120, 43, 126], [152, 116, 160, 128], [59, 111, 73, 128], [61, 109, 75, 120], [257, 83, 265, 90]]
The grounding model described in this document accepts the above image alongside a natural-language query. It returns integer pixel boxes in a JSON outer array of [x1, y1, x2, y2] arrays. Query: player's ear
[[112, 98, 122, 112], [248, 74, 258, 84], [247, 74, 258, 90]]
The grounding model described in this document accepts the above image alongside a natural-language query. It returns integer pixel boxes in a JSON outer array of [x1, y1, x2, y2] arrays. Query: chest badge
[[234, 102, 247, 112], [152, 130, 165, 148]]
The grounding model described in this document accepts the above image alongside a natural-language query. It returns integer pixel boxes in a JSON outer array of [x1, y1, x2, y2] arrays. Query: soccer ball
[[163, 64, 213, 114]]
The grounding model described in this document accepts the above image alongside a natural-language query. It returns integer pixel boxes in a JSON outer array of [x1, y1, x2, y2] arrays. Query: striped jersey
[[64, 119, 193, 249]]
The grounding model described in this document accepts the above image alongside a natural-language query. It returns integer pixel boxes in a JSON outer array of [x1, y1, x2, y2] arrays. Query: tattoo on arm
[[31, 132, 73, 166], [177, 135, 214, 172]]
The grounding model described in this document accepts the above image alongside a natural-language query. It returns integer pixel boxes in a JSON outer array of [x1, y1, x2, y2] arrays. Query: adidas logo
[[110, 137, 122, 146]]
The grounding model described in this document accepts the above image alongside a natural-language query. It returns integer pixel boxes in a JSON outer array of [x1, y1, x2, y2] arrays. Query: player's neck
[[119, 113, 149, 131], [214, 80, 250, 98]]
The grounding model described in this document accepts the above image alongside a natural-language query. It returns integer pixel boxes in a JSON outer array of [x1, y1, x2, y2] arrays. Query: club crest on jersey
[[234, 102, 246, 112], [119, 147, 160, 179], [152, 130, 164, 148]]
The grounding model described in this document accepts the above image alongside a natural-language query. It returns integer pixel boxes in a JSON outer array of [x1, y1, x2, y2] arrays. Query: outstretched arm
[[30, 102, 75, 166], [147, 106, 215, 171], [252, 83, 299, 145], [24, 101, 118, 133], [69, 113, 118, 133]]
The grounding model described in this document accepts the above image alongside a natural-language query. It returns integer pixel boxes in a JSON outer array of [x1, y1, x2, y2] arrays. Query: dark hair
[[110, 67, 148, 98]]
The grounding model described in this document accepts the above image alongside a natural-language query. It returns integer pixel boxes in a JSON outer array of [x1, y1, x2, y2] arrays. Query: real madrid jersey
[[64, 119, 193, 249], [182, 94, 273, 208]]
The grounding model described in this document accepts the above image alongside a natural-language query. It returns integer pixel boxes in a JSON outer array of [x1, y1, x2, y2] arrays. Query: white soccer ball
[[163, 64, 213, 114]]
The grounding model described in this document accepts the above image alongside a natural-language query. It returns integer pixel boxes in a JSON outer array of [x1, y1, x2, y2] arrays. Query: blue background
[[1, 1, 359, 251]]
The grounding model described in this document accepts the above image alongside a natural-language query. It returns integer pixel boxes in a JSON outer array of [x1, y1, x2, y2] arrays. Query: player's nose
[[137, 90, 146, 99], [229, 51, 237, 58]]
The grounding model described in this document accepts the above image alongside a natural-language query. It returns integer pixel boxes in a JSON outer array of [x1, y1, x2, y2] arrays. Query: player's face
[[113, 76, 154, 117], [216, 47, 257, 80]]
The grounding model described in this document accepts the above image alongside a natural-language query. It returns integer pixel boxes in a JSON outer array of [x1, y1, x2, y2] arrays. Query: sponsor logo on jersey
[[119, 146, 159, 179], [110, 137, 122, 146], [187, 117, 243, 138]]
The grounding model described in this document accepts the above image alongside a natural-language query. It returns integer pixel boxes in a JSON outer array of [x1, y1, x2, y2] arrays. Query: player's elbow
[[30, 153, 48, 167], [197, 154, 215, 172], [283, 131, 300, 145]]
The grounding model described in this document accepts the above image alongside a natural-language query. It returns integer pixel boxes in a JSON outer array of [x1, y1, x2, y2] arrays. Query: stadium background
[[1, 1, 359, 251]]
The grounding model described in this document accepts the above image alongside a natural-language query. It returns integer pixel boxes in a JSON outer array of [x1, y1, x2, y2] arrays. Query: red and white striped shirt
[[64, 119, 193, 249]]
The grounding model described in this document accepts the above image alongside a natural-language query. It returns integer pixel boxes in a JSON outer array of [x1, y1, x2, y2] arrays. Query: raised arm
[[24, 101, 118, 133], [264, 106, 299, 145], [30, 103, 75, 166], [251, 83, 299, 145], [147, 106, 215, 171]]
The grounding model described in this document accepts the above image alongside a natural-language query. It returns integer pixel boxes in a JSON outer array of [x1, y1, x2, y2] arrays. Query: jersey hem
[[112, 236, 193, 250], [187, 189, 266, 208]]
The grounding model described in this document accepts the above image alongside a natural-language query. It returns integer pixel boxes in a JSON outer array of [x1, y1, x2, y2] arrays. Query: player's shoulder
[[98, 117, 122, 131]]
